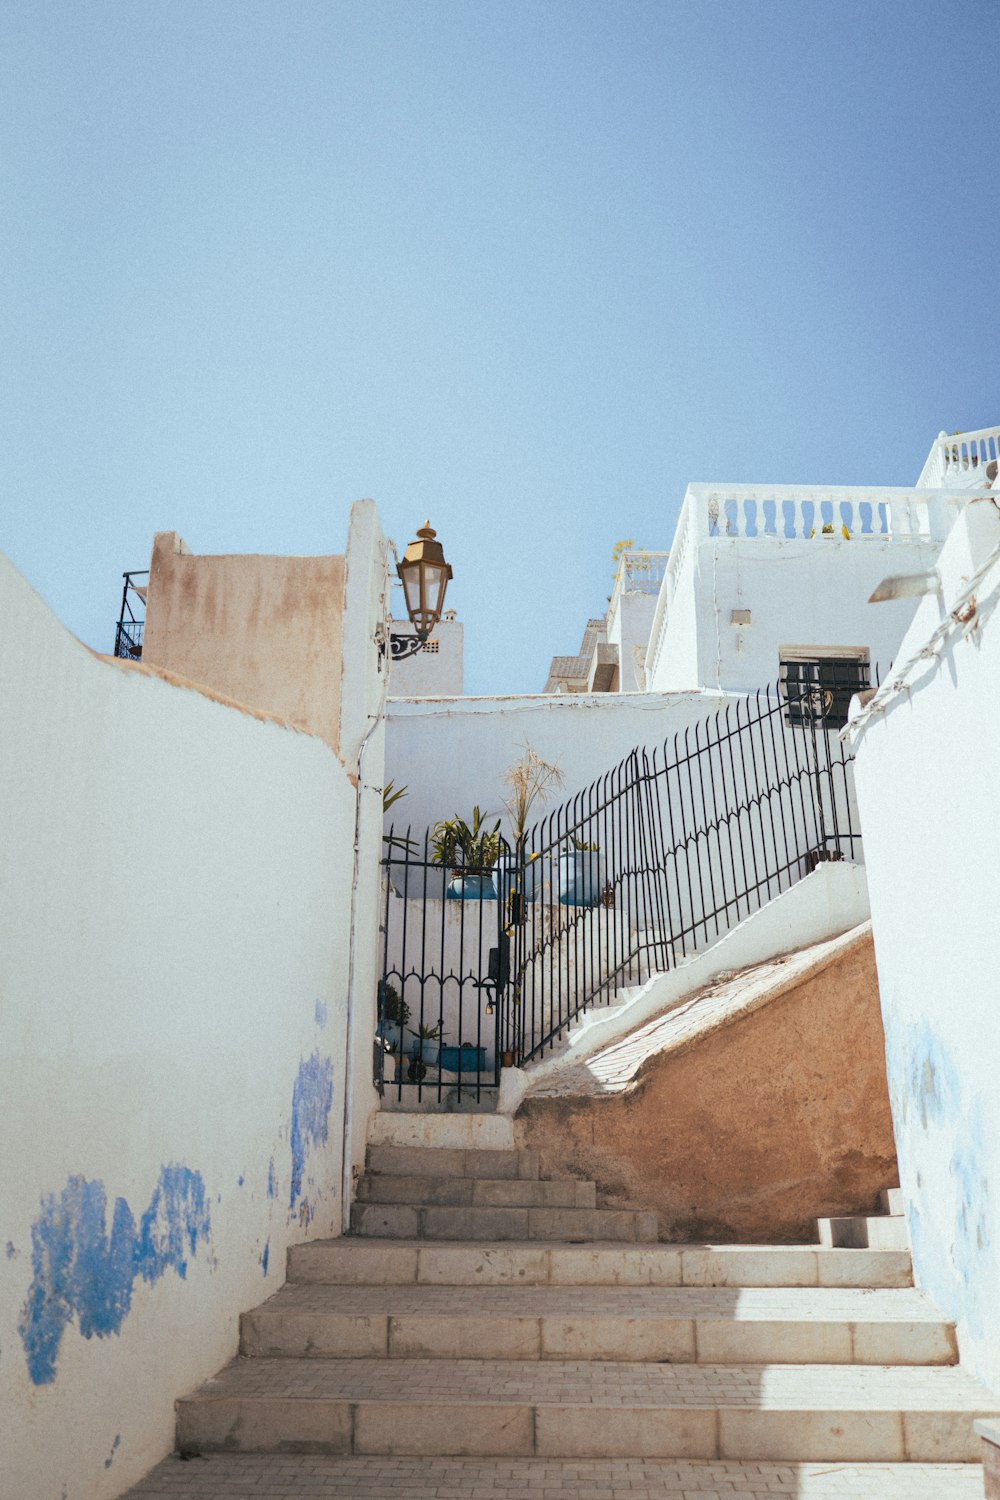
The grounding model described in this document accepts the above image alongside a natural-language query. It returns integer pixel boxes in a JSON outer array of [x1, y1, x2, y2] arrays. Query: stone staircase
[[150, 1114, 997, 1498], [818, 1186, 910, 1250]]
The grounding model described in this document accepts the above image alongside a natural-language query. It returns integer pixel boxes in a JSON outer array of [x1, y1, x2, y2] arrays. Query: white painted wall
[[385, 690, 732, 844], [339, 500, 391, 1223], [387, 588, 464, 695], [646, 485, 968, 695], [847, 495, 1000, 1396], [0, 540, 383, 1500], [651, 535, 939, 694], [606, 591, 659, 691]]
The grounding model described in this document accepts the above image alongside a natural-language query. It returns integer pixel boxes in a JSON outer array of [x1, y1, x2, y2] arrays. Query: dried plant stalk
[[502, 743, 565, 845]]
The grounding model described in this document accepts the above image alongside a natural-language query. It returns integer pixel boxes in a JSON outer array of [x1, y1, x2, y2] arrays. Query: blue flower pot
[[446, 873, 497, 901], [438, 1044, 487, 1073], [558, 851, 601, 907]]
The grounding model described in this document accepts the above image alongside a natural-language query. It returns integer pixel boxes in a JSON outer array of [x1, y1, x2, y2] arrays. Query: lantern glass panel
[[401, 565, 422, 620]]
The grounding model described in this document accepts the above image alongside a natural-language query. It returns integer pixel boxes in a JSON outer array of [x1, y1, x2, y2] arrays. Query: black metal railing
[[113, 571, 148, 659], [378, 667, 874, 1098]]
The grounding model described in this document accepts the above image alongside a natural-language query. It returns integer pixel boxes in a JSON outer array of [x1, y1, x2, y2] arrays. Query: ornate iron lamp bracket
[[390, 633, 427, 662]]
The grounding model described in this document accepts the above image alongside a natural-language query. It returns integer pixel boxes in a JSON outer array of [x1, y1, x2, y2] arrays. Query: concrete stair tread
[[350, 1202, 658, 1242], [121, 1453, 989, 1499], [290, 1238, 914, 1288], [252, 1281, 948, 1320], [366, 1146, 540, 1180], [818, 1214, 910, 1251], [356, 1173, 597, 1208], [181, 1353, 996, 1409], [242, 1283, 957, 1365], [176, 1354, 998, 1463]]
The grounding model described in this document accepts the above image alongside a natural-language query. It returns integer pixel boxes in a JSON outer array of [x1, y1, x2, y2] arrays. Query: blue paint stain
[[314, 998, 328, 1028], [260, 1240, 270, 1276], [237, 1175, 245, 1188], [104, 1434, 121, 1469], [289, 1053, 334, 1211], [18, 1165, 210, 1386], [5, 1240, 15, 1259], [267, 1157, 276, 1199]]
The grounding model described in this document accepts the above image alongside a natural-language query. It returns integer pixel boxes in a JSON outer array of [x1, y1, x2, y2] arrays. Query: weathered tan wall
[[515, 930, 897, 1243], [142, 532, 346, 752]]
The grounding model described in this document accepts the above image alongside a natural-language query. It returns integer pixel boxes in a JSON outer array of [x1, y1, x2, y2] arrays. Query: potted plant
[[407, 1022, 442, 1083], [377, 980, 410, 1081], [438, 1037, 486, 1073], [431, 807, 502, 900], [559, 835, 602, 907], [494, 744, 564, 908]]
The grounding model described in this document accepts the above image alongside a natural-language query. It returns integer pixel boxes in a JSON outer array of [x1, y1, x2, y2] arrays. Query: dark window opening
[[780, 655, 869, 730]]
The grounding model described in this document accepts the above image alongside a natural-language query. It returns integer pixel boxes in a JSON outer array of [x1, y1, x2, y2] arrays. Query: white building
[[387, 603, 464, 696]]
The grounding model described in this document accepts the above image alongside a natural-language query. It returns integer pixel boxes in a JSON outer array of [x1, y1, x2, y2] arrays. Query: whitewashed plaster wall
[[0, 548, 381, 1500], [384, 690, 732, 844], [338, 500, 391, 1221], [847, 495, 1000, 1395], [649, 535, 939, 694], [606, 591, 659, 691], [388, 611, 464, 696]]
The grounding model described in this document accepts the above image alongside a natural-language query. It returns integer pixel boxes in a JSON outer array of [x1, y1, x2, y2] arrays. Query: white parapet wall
[[385, 689, 732, 843], [0, 550, 381, 1499], [846, 494, 1000, 1397], [500, 861, 870, 1111]]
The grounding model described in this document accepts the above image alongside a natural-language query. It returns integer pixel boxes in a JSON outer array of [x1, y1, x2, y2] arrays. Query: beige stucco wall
[[142, 532, 346, 753], [515, 927, 897, 1243]]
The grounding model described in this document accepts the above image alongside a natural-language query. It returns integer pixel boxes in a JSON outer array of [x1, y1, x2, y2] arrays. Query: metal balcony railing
[[113, 571, 148, 660]]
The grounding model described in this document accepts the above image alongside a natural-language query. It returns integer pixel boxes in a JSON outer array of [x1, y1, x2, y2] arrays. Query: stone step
[[366, 1145, 540, 1180], [368, 1112, 515, 1152], [881, 1187, 905, 1216], [120, 1453, 991, 1499], [356, 1174, 597, 1209], [240, 1283, 957, 1366], [175, 1356, 997, 1461], [349, 1202, 658, 1242], [819, 1214, 910, 1251], [289, 1238, 915, 1290]]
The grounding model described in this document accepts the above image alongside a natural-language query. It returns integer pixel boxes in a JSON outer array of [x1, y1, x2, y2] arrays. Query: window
[[779, 650, 869, 730]]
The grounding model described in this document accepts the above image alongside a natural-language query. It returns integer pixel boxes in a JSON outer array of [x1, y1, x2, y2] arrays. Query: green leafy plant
[[569, 835, 600, 853], [501, 744, 565, 847], [383, 780, 418, 857], [378, 981, 410, 1051], [431, 807, 501, 874]]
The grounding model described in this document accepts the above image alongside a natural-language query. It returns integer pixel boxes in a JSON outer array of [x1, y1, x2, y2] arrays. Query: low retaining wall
[[515, 925, 897, 1243]]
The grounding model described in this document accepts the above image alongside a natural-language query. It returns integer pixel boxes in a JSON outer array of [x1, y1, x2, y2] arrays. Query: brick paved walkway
[[125, 1453, 984, 1498]]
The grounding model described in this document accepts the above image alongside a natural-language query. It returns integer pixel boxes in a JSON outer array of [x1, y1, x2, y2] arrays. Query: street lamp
[[391, 521, 453, 661]]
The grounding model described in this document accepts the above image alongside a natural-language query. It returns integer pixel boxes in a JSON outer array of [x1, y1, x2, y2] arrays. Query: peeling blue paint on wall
[[884, 1013, 999, 1357], [18, 1165, 210, 1386], [314, 998, 328, 1028], [267, 1157, 276, 1199], [104, 1434, 121, 1469], [289, 1053, 334, 1212], [260, 1240, 270, 1276]]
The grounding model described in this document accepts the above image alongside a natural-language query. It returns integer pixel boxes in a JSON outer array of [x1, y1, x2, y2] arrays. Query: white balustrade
[[608, 550, 669, 624], [918, 426, 1000, 487], [645, 482, 969, 685], [686, 483, 965, 545]]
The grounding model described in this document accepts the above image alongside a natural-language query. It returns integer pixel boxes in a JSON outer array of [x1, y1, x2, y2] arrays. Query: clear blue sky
[[2, 0, 997, 694]]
